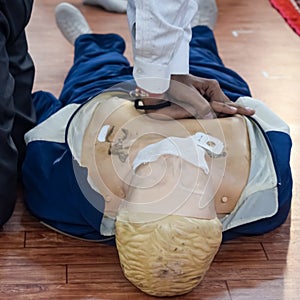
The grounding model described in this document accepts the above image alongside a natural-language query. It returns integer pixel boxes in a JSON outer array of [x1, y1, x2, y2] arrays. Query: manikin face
[[74, 93, 250, 297]]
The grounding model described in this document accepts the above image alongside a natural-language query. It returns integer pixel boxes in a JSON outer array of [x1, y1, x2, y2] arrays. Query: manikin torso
[[80, 94, 250, 220]]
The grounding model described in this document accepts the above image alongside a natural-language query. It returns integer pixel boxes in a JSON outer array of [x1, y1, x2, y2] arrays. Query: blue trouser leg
[[58, 33, 133, 106]]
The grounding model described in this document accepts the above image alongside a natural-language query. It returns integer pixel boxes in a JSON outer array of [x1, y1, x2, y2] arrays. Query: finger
[[210, 101, 238, 115], [228, 103, 255, 116], [211, 101, 255, 116]]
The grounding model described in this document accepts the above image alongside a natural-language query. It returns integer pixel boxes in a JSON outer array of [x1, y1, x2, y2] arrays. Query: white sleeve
[[127, 0, 198, 93]]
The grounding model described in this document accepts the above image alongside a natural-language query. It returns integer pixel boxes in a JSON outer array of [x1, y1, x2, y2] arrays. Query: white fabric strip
[[132, 132, 224, 174], [24, 104, 80, 145], [236, 96, 290, 134]]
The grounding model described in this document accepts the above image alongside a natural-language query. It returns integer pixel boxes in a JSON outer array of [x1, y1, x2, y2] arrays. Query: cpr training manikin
[[24, 90, 292, 297]]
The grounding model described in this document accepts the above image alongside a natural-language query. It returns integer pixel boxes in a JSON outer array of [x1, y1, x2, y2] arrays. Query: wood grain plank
[[228, 279, 300, 300], [67, 263, 125, 284], [215, 242, 267, 261], [0, 232, 25, 248], [0, 265, 66, 284], [0, 246, 120, 266], [206, 260, 287, 281], [25, 231, 103, 248], [262, 242, 296, 261]]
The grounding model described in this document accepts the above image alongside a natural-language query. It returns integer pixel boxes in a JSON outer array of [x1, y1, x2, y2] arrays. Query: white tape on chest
[[132, 133, 224, 174]]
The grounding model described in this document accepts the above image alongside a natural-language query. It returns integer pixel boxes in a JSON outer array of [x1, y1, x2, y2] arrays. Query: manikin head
[[116, 210, 222, 297], [69, 92, 250, 297]]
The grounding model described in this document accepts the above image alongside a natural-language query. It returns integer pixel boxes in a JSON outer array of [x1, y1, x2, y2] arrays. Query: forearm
[[128, 0, 197, 93]]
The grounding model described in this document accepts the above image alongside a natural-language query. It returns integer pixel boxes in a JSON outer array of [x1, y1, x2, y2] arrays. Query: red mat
[[270, 0, 300, 35]]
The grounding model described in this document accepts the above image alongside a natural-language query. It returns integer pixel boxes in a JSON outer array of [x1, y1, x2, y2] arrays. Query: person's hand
[[136, 77, 212, 119], [137, 74, 255, 120], [170, 74, 255, 118]]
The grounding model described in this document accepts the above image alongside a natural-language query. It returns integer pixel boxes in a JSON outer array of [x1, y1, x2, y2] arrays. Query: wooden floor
[[1, 0, 300, 299]]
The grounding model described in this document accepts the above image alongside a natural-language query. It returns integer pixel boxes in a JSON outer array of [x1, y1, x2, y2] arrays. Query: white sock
[[83, 0, 127, 13]]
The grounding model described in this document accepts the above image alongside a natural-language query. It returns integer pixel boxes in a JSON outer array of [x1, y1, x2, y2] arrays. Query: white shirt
[[127, 0, 198, 93]]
